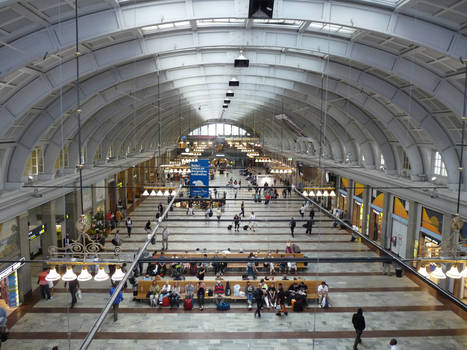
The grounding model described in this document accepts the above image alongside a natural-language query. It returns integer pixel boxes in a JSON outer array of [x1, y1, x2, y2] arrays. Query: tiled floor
[[5, 169, 467, 349]]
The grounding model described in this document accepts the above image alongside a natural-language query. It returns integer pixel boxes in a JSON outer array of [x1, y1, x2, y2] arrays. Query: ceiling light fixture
[[445, 265, 462, 279], [77, 266, 93, 282], [62, 266, 78, 281], [431, 266, 446, 279], [226, 90, 234, 97], [46, 267, 61, 281], [234, 50, 249, 67], [94, 266, 109, 282], [111, 266, 125, 281], [229, 77, 239, 86]]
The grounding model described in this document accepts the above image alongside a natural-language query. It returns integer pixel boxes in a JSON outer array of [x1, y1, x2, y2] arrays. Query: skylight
[[307, 22, 356, 37], [141, 21, 190, 34], [197, 18, 245, 27]]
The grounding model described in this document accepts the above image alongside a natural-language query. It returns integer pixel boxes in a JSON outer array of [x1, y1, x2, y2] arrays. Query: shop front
[[0, 258, 24, 314], [369, 191, 384, 242], [418, 207, 443, 259], [337, 177, 349, 212], [390, 196, 409, 258], [352, 182, 364, 233]]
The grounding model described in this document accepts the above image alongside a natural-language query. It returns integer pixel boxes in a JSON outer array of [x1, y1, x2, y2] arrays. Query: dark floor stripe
[[8, 328, 467, 340]]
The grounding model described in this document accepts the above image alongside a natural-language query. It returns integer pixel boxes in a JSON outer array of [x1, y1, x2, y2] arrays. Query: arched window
[[189, 123, 250, 136]]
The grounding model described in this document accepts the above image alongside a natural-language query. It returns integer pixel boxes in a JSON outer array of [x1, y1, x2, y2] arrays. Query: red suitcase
[[184, 298, 193, 310], [162, 296, 170, 306]]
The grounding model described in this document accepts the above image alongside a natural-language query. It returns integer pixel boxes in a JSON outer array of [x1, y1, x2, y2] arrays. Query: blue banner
[[190, 159, 209, 198]]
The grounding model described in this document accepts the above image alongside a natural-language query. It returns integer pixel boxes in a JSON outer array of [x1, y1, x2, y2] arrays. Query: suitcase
[[156, 212, 160, 219], [216, 302, 230, 311], [293, 300, 304, 312], [184, 298, 193, 310], [227, 225, 233, 230], [162, 296, 170, 306], [243, 225, 249, 231]]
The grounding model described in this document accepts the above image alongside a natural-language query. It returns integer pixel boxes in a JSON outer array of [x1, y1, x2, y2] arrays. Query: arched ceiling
[[0, 0, 466, 191]]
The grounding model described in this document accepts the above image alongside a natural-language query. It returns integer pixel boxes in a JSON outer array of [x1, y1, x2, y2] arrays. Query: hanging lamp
[[94, 266, 109, 281], [46, 266, 61, 281], [77, 266, 93, 282], [62, 266, 78, 281]]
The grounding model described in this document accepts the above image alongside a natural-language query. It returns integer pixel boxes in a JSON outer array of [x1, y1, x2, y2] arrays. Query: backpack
[[292, 244, 301, 253], [216, 302, 230, 311], [225, 281, 231, 296], [207, 289, 213, 296]]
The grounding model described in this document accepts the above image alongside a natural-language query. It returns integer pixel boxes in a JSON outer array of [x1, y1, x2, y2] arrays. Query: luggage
[[225, 281, 231, 296], [227, 225, 233, 230], [151, 236, 156, 245], [321, 297, 329, 308], [243, 225, 249, 231], [111, 238, 118, 246], [207, 289, 213, 296], [293, 300, 305, 312], [184, 298, 193, 310], [162, 296, 170, 306], [233, 284, 241, 296], [156, 212, 160, 219], [216, 302, 230, 311]]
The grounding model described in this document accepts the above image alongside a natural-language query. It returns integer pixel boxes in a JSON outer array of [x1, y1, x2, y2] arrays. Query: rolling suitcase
[[184, 298, 193, 310]]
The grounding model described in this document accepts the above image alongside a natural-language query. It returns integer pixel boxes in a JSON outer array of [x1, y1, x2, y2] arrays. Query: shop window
[[433, 151, 447, 177]]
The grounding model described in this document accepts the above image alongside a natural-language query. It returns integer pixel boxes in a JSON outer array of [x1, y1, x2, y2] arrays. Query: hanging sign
[[0, 257, 25, 280], [190, 159, 210, 198], [28, 224, 46, 240]]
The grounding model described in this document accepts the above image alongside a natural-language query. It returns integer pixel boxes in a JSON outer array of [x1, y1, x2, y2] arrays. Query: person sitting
[[147, 280, 160, 307], [245, 281, 255, 309], [185, 283, 195, 299], [214, 280, 225, 304], [298, 281, 308, 294], [287, 254, 297, 274], [286, 281, 299, 305], [318, 281, 329, 307], [169, 282, 181, 308], [159, 281, 172, 304], [267, 284, 277, 308], [285, 241, 293, 253], [279, 254, 288, 273]]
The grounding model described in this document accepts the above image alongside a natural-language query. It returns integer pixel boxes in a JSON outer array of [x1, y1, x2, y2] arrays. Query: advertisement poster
[[0, 218, 19, 258], [190, 159, 209, 198]]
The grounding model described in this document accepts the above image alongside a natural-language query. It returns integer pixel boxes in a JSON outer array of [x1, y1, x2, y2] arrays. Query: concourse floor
[[5, 170, 467, 350]]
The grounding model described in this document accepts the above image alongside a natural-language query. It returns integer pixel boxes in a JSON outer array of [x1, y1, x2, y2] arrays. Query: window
[[402, 152, 411, 170], [54, 145, 69, 169], [189, 123, 249, 136], [433, 151, 447, 177], [24, 147, 44, 176], [380, 154, 385, 170]]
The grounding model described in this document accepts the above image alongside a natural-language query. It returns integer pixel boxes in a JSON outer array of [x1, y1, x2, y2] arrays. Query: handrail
[[79, 184, 182, 350]]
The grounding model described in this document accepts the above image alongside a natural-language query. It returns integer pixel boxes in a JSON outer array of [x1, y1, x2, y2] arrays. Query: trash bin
[[395, 267, 403, 278]]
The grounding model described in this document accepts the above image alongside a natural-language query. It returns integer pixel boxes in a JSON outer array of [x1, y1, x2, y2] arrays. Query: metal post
[[456, 59, 466, 214], [75, 0, 84, 215], [79, 185, 182, 349]]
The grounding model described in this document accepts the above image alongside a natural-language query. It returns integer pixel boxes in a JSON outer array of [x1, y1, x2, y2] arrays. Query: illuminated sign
[[28, 224, 46, 240], [0, 257, 25, 280]]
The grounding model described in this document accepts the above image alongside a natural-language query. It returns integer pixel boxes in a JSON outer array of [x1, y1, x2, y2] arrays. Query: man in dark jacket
[[352, 308, 366, 350], [289, 217, 296, 237], [305, 219, 313, 234], [254, 287, 264, 318], [65, 279, 80, 308]]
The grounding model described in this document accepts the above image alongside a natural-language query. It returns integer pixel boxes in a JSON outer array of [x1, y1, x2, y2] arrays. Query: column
[[346, 179, 354, 221], [41, 201, 57, 258], [333, 175, 340, 210], [65, 191, 80, 238], [405, 200, 419, 259], [381, 192, 392, 249], [361, 185, 371, 236], [17, 212, 32, 303], [441, 213, 455, 256], [91, 184, 97, 214]]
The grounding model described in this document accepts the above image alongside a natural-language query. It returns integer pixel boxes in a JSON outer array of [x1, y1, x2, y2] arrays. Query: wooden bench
[[158, 252, 307, 272], [136, 279, 319, 302]]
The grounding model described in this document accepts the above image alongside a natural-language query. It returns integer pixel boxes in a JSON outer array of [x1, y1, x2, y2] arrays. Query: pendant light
[[462, 266, 467, 278], [142, 190, 149, 196], [329, 190, 336, 197], [431, 265, 446, 279], [316, 190, 323, 197], [446, 265, 462, 279], [62, 266, 78, 281], [46, 266, 61, 281], [323, 190, 329, 197], [94, 266, 109, 282], [417, 265, 430, 277], [309, 190, 315, 197], [302, 191, 308, 197], [111, 266, 125, 281], [156, 190, 163, 196], [164, 189, 170, 196], [149, 190, 157, 196], [77, 266, 93, 282]]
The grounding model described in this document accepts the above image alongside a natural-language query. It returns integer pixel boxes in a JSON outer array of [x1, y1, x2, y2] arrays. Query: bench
[[136, 279, 319, 303], [156, 252, 307, 273]]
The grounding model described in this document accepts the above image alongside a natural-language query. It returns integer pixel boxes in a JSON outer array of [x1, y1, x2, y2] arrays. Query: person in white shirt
[[159, 282, 172, 304], [162, 227, 169, 251], [221, 248, 231, 254], [389, 339, 400, 350], [317, 281, 329, 307], [249, 211, 257, 232]]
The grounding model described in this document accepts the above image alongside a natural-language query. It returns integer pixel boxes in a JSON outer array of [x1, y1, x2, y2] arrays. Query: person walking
[[216, 207, 222, 222], [254, 286, 264, 318], [305, 219, 313, 235], [352, 308, 366, 350], [289, 217, 296, 238], [125, 217, 133, 237], [65, 278, 80, 308], [162, 226, 169, 251], [110, 284, 124, 322], [249, 211, 257, 232], [234, 214, 241, 232], [310, 208, 315, 220], [389, 339, 400, 350], [299, 205, 305, 218], [37, 267, 51, 300], [240, 201, 245, 217]]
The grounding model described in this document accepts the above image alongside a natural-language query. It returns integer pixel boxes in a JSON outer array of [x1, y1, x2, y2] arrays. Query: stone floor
[[5, 169, 467, 349]]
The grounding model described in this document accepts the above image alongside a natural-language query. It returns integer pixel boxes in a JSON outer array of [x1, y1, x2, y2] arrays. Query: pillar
[[361, 185, 371, 236], [41, 201, 57, 258], [346, 179, 354, 221], [441, 213, 455, 256], [91, 184, 97, 213], [405, 200, 419, 259], [381, 192, 392, 249], [65, 191, 80, 238], [17, 212, 31, 303]]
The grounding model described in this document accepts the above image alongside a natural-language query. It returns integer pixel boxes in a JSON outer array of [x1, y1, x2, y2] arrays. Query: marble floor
[[5, 169, 467, 349]]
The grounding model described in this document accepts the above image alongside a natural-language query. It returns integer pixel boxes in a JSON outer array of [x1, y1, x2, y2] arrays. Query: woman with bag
[[64, 278, 80, 308]]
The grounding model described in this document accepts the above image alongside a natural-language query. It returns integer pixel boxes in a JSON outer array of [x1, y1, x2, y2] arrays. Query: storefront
[[0, 258, 24, 313], [390, 196, 409, 258], [369, 191, 384, 242], [337, 177, 349, 212], [352, 182, 364, 233], [418, 207, 443, 258]]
